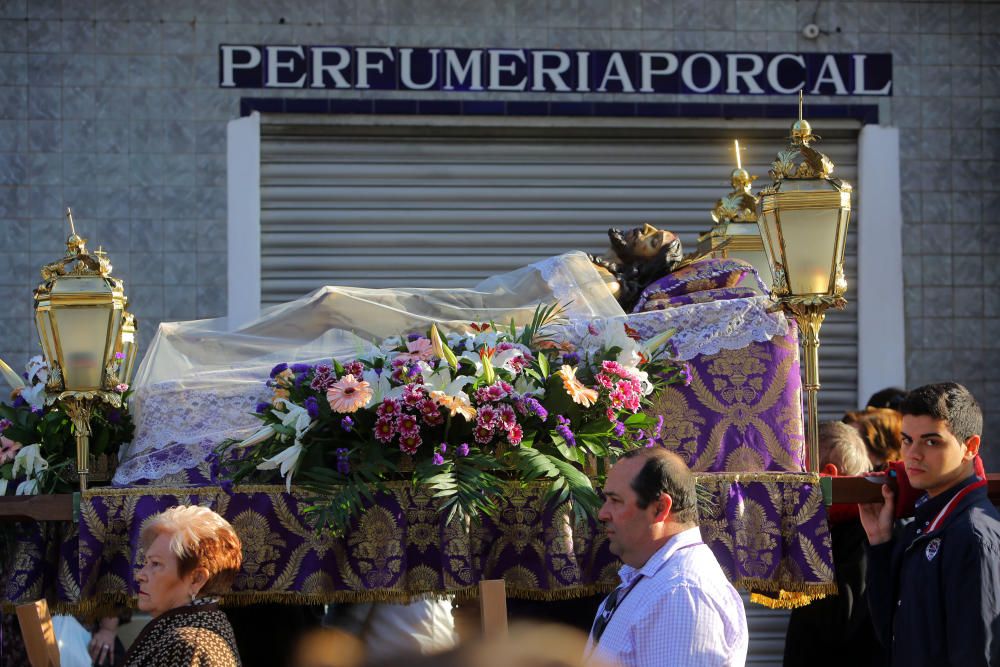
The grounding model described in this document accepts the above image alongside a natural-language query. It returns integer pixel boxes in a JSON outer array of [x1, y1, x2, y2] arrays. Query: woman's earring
[[190, 591, 196, 603]]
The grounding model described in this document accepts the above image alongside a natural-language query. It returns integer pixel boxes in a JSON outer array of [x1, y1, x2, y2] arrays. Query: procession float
[[3, 100, 906, 624]]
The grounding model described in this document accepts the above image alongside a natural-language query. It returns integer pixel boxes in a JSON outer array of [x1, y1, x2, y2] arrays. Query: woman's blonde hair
[[140, 505, 242, 595]]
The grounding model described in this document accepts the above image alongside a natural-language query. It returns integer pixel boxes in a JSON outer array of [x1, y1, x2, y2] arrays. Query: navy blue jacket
[[866, 474, 1000, 667]]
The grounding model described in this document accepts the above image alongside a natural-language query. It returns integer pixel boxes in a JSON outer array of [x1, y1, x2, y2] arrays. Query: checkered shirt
[[585, 527, 748, 667]]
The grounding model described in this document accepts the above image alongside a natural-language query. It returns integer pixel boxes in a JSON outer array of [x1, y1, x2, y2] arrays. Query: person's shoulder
[[167, 626, 239, 666], [944, 499, 1000, 553], [651, 546, 737, 597]]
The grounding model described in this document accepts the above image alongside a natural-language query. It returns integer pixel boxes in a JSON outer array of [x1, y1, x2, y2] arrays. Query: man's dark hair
[[899, 382, 983, 443], [866, 386, 907, 411], [620, 448, 698, 525]]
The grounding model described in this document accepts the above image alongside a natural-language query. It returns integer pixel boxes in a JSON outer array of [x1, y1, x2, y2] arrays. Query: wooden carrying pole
[[826, 473, 1000, 505], [16, 600, 61, 667], [478, 579, 509, 641]]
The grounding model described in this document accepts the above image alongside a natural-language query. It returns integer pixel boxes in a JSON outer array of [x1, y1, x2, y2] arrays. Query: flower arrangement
[[218, 306, 690, 534], [0, 356, 135, 495]]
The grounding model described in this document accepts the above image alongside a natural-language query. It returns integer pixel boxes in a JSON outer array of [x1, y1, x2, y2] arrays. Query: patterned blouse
[[124, 602, 241, 667]]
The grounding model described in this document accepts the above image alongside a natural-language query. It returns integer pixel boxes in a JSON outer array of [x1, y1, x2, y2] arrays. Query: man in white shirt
[[586, 448, 748, 667]]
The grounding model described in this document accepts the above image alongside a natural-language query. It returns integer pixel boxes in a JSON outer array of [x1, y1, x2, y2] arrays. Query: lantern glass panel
[[729, 248, 773, 289], [51, 306, 116, 390], [776, 207, 842, 296]]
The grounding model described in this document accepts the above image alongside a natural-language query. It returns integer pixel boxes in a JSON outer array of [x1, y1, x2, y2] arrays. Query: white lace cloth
[[601, 295, 788, 361], [113, 379, 268, 485], [115, 253, 787, 485]]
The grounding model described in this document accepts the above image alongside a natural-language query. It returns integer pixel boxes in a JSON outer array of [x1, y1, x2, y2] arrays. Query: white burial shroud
[[114, 252, 786, 485]]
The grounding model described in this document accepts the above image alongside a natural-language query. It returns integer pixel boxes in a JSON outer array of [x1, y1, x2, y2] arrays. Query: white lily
[[362, 368, 398, 407], [26, 355, 49, 384], [237, 425, 276, 449], [20, 383, 47, 410], [12, 444, 48, 479], [421, 365, 475, 396], [514, 375, 544, 397], [0, 479, 7, 496], [256, 442, 303, 493], [0, 357, 25, 391], [459, 351, 484, 375], [15, 479, 39, 495], [274, 401, 314, 437]]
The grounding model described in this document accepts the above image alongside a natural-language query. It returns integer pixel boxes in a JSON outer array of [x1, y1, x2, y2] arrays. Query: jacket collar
[[912, 474, 985, 534]]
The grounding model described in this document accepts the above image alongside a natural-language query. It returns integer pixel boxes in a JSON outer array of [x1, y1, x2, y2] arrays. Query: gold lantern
[[697, 140, 774, 291], [757, 94, 852, 473], [33, 209, 136, 490], [115, 311, 139, 386]]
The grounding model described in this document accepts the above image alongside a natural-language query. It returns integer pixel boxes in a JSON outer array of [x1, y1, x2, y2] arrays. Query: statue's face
[[624, 224, 677, 261]]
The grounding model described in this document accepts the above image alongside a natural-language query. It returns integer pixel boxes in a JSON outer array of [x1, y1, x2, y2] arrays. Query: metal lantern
[[757, 94, 852, 472], [697, 140, 774, 291], [33, 209, 134, 490], [116, 311, 139, 386]]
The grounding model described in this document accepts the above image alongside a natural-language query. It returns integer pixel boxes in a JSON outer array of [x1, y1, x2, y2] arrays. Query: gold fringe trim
[[748, 585, 838, 609]]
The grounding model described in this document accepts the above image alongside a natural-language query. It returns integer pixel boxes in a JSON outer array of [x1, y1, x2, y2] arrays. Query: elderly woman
[[124, 505, 243, 667]]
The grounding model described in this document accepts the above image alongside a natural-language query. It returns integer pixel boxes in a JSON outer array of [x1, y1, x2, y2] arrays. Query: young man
[[859, 382, 1000, 666], [585, 448, 747, 667]]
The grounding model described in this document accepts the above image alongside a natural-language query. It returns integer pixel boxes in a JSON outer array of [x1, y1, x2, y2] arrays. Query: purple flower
[[106, 408, 122, 424], [255, 402, 271, 414], [341, 416, 354, 431], [291, 363, 312, 374], [555, 415, 576, 447], [310, 366, 335, 392], [562, 351, 580, 366], [680, 363, 693, 387], [11, 395, 26, 408], [654, 415, 664, 438], [457, 443, 470, 457], [31, 406, 42, 414], [432, 452, 445, 466], [439, 443, 447, 453], [336, 448, 350, 474], [0, 418, 11, 431], [220, 479, 234, 495], [114, 351, 125, 360], [304, 396, 319, 419], [525, 397, 548, 422], [269, 363, 288, 379], [612, 420, 626, 437], [407, 333, 423, 342]]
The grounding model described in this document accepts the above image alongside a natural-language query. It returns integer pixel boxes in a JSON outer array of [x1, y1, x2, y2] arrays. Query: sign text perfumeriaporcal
[[219, 45, 892, 96]]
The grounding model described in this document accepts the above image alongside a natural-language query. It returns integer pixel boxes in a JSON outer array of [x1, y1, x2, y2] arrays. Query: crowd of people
[[37, 382, 998, 667]]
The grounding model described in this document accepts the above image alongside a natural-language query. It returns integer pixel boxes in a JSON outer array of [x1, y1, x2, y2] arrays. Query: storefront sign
[[220, 46, 892, 96]]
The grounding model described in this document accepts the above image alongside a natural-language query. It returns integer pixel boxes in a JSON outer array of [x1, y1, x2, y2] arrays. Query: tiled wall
[[1, 0, 997, 465]]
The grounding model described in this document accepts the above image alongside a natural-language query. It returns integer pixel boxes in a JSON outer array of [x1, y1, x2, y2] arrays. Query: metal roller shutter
[[259, 119, 858, 424], [257, 117, 859, 665]]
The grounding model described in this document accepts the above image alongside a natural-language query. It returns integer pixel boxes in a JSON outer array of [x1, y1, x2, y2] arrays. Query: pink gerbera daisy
[[326, 374, 373, 413]]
